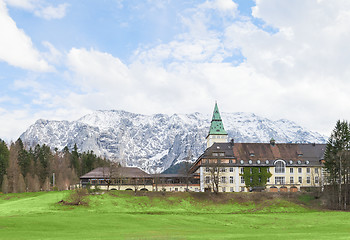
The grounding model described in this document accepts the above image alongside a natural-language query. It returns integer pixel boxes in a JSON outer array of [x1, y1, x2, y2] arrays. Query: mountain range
[[20, 110, 327, 173]]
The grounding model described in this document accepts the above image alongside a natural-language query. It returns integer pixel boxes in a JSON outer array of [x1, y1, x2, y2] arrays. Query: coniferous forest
[[0, 138, 110, 193]]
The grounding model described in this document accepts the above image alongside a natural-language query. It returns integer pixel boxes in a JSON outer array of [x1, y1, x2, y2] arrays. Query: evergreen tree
[[70, 144, 80, 175], [324, 120, 350, 210], [0, 139, 9, 191]]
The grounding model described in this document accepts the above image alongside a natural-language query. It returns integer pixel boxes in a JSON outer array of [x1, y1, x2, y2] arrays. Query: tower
[[206, 102, 228, 148]]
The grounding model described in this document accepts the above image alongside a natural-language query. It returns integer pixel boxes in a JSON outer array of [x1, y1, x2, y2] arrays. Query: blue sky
[[1, 0, 350, 141]]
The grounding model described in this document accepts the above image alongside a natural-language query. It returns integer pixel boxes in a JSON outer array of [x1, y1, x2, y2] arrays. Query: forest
[[0, 138, 110, 193]]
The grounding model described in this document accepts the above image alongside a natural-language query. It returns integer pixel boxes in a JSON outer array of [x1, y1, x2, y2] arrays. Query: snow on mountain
[[19, 110, 327, 173]]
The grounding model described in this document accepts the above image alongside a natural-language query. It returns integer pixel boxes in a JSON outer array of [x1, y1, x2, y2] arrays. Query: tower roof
[[208, 102, 227, 135]]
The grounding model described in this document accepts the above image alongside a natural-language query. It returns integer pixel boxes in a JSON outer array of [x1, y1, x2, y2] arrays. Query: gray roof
[[190, 142, 326, 172], [80, 167, 150, 179]]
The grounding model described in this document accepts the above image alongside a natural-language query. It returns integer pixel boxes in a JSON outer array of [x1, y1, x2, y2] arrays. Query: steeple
[[206, 102, 228, 148]]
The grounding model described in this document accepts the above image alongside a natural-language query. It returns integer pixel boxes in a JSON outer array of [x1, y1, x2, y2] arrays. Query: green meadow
[[0, 191, 349, 240]]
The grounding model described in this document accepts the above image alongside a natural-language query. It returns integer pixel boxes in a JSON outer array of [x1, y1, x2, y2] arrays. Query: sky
[[1, 0, 350, 142]]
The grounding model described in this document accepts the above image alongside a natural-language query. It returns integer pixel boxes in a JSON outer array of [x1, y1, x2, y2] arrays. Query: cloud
[[5, 0, 69, 19], [0, 0, 52, 71], [62, 0, 350, 137], [34, 3, 69, 20], [5, 0, 350, 141]]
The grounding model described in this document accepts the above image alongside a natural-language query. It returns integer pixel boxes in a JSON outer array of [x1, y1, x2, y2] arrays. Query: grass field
[[0, 191, 349, 239]]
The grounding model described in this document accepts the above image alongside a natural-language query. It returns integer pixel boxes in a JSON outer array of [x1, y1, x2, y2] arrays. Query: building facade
[[189, 103, 326, 192]]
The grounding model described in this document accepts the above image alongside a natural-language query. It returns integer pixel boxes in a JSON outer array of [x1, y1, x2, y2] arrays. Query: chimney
[[230, 139, 234, 146], [270, 138, 276, 146]]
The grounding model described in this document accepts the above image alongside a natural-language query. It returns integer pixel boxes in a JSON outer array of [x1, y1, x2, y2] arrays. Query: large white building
[[189, 103, 326, 192]]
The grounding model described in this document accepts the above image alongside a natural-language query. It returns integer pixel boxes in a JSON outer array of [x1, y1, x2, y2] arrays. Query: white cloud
[[34, 3, 69, 20], [5, 0, 350, 141], [62, 0, 350, 137], [0, 0, 52, 71], [201, 0, 238, 14], [5, 0, 69, 19]]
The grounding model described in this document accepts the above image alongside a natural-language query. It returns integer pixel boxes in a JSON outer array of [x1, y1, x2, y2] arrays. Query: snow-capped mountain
[[20, 110, 327, 173]]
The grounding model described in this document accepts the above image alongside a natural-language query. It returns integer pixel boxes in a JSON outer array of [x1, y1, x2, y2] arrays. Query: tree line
[[0, 138, 110, 193]]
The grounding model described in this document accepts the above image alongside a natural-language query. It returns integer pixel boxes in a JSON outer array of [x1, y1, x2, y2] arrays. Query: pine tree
[[0, 139, 9, 191], [324, 120, 350, 210]]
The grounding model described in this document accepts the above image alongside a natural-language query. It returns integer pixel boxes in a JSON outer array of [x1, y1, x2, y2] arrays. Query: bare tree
[[17, 174, 26, 193], [206, 158, 223, 194], [2, 175, 8, 194], [180, 150, 193, 192]]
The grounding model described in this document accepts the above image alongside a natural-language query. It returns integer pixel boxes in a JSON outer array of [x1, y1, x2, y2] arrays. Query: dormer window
[[213, 152, 224, 157], [249, 151, 255, 157]]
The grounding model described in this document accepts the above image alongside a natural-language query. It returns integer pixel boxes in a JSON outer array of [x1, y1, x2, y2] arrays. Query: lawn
[[0, 191, 349, 239]]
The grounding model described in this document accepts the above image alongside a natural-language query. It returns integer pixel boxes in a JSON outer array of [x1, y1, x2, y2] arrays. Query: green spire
[[208, 102, 227, 135]]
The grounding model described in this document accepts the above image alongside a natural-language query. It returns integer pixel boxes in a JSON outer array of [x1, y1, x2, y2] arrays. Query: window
[[307, 177, 311, 184], [229, 167, 234, 172], [258, 168, 261, 173], [267, 178, 270, 183], [212, 153, 218, 157], [230, 176, 234, 184], [290, 168, 294, 173], [298, 177, 302, 183], [222, 187, 226, 192], [250, 177, 253, 183], [220, 167, 226, 172], [275, 160, 286, 173], [315, 176, 319, 184], [241, 187, 245, 192], [230, 187, 234, 192], [205, 176, 210, 184], [275, 177, 285, 184], [219, 153, 225, 157], [241, 176, 245, 183], [221, 176, 226, 183], [290, 176, 294, 184], [240, 168, 244, 174], [229, 159, 233, 163], [315, 168, 319, 174], [205, 167, 210, 172], [298, 168, 302, 174], [257, 160, 261, 164], [306, 168, 310, 174]]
